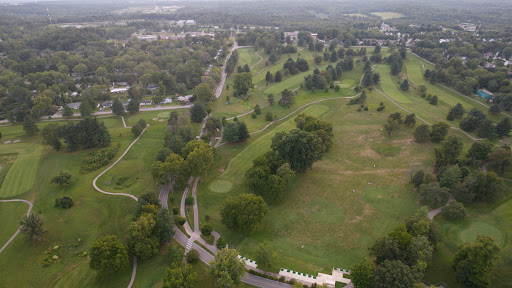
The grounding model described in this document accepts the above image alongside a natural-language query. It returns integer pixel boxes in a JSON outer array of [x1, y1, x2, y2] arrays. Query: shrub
[[60, 197, 74, 209], [176, 216, 186, 225], [279, 276, 286, 282], [81, 146, 119, 171], [441, 201, 467, 220], [185, 196, 194, 205], [254, 104, 262, 115], [216, 237, 227, 249], [186, 249, 199, 264], [200, 222, 213, 236], [377, 106, 385, 111], [172, 206, 179, 215], [251, 113, 257, 119], [265, 112, 273, 121]]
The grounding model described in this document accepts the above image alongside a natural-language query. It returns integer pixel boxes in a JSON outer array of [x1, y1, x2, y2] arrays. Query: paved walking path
[[92, 124, 151, 201], [0, 199, 33, 254], [251, 51, 264, 70], [428, 196, 454, 219], [482, 162, 512, 182]]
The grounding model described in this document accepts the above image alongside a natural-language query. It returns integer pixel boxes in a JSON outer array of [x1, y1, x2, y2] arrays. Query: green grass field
[[199, 93, 434, 274], [371, 12, 404, 19], [0, 143, 43, 197], [0, 201, 27, 246]]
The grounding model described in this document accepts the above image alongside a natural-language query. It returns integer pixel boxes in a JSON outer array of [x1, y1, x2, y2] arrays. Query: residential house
[[147, 84, 159, 91], [110, 87, 129, 94], [102, 101, 113, 108], [139, 100, 152, 106], [177, 95, 194, 103], [161, 97, 173, 104], [67, 102, 81, 109]]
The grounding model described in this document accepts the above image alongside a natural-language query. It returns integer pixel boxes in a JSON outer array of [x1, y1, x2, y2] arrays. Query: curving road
[[0, 199, 33, 254]]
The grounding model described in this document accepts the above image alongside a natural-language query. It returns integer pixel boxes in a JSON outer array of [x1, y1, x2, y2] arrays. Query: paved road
[[214, 44, 252, 99], [0, 105, 192, 124], [0, 199, 33, 254], [428, 195, 454, 219]]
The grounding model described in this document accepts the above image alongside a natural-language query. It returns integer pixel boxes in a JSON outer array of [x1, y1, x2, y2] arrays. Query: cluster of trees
[[89, 192, 175, 277], [351, 208, 440, 288], [304, 64, 342, 91], [41, 117, 110, 151], [131, 119, 147, 136], [265, 70, 282, 83], [233, 72, 253, 99], [151, 140, 214, 193], [283, 58, 309, 75], [447, 104, 512, 139], [383, 112, 416, 136], [1, 24, 228, 122], [225, 50, 239, 75], [361, 60, 380, 87], [414, 122, 450, 143], [223, 118, 250, 143], [388, 48, 406, 76]]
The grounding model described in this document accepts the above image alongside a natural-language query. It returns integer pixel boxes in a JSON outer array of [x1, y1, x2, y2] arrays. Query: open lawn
[[0, 143, 42, 197], [371, 12, 404, 19], [199, 93, 435, 274], [0, 201, 27, 246]]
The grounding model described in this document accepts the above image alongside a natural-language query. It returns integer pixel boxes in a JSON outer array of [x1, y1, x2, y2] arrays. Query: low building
[[477, 89, 494, 100], [161, 97, 173, 104], [139, 100, 152, 106], [177, 95, 194, 103], [102, 101, 113, 108], [67, 102, 81, 109], [110, 87, 129, 94], [147, 84, 159, 91]]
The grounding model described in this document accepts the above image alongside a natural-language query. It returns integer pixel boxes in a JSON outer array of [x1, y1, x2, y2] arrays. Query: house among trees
[[178, 95, 194, 104], [161, 97, 173, 104], [102, 101, 113, 108], [139, 100, 152, 106], [66, 102, 81, 109], [110, 87, 129, 94]]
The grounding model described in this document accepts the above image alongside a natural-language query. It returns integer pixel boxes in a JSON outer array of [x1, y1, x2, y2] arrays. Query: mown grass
[[0, 143, 43, 197], [0, 201, 26, 245], [199, 93, 434, 274], [370, 12, 404, 19]]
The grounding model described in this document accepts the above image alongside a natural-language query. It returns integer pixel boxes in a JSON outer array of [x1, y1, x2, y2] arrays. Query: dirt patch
[[360, 148, 380, 158], [392, 138, 414, 144]]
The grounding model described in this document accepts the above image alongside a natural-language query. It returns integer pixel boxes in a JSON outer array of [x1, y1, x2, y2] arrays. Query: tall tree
[[220, 194, 269, 235], [350, 257, 375, 288], [233, 72, 253, 98], [157, 209, 175, 242], [373, 260, 420, 288], [62, 104, 73, 118], [255, 241, 277, 270], [23, 115, 39, 136], [89, 235, 129, 277], [209, 248, 246, 288], [127, 213, 160, 260], [452, 236, 500, 288], [19, 213, 45, 242], [271, 129, 323, 172], [193, 83, 214, 103], [163, 263, 198, 288], [190, 102, 207, 123], [112, 98, 125, 115]]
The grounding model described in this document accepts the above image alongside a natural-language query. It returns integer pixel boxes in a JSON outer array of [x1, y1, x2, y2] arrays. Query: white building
[[161, 97, 173, 104]]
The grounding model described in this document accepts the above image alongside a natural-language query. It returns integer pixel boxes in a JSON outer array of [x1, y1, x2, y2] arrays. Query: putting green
[[0, 144, 42, 197], [209, 179, 233, 193], [459, 221, 504, 247]]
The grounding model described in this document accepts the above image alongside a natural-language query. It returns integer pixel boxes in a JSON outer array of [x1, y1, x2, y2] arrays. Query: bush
[[172, 206, 179, 215], [131, 124, 143, 136], [377, 106, 385, 111], [251, 113, 257, 119], [254, 104, 262, 115], [247, 270, 279, 281], [176, 216, 186, 225], [186, 249, 199, 264], [81, 146, 119, 171], [441, 201, 467, 220], [55, 196, 74, 209], [200, 222, 213, 236], [216, 237, 227, 249], [279, 276, 286, 282], [185, 196, 194, 205], [265, 112, 273, 121]]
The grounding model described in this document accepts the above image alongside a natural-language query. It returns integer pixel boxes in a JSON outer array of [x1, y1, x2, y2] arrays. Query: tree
[[271, 129, 323, 172], [112, 99, 125, 115], [330, 51, 338, 62], [404, 114, 416, 127], [80, 97, 95, 116], [419, 182, 450, 208], [350, 257, 375, 288], [414, 125, 431, 143], [268, 94, 274, 106], [157, 209, 175, 242], [223, 122, 240, 143], [233, 72, 253, 98], [163, 263, 198, 288], [274, 71, 282, 82], [50, 171, 72, 185], [184, 141, 214, 176], [62, 104, 73, 117], [89, 235, 129, 277], [373, 260, 420, 288], [209, 248, 246, 288], [439, 166, 462, 188], [151, 153, 189, 192], [441, 201, 467, 220], [41, 122, 62, 150], [477, 119, 497, 139], [430, 122, 450, 142], [412, 170, 425, 188], [429, 95, 438, 105], [190, 102, 207, 123], [23, 115, 39, 136], [279, 89, 295, 107], [193, 83, 214, 103], [186, 249, 200, 264], [200, 222, 213, 236], [127, 100, 140, 113], [383, 118, 399, 136], [496, 118, 511, 138], [220, 194, 269, 235], [19, 213, 45, 242], [362, 70, 373, 87], [467, 141, 493, 161], [489, 104, 501, 115], [59, 196, 74, 208], [255, 241, 277, 270], [452, 236, 500, 288], [489, 148, 512, 175], [454, 171, 503, 203], [391, 61, 402, 75], [440, 135, 464, 165], [132, 123, 143, 136], [400, 79, 409, 91], [128, 213, 160, 260]]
